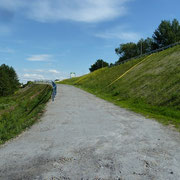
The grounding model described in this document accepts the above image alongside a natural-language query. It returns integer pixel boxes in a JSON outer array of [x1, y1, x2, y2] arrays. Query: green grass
[[60, 45, 180, 131], [0, 84, 52, 144]]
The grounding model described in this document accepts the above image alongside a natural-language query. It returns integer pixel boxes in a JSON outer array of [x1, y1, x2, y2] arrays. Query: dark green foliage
[[115, 19, 180, 64], [115, 38, 156, 64], [89, 59, 109, 72], [115, 42, 138, 62], [0, 64, 20, 96], [153, 19, 180, 48], [21, 81, 33, 88], [137, 38, 156, 54], [0, 84, 52, 144]]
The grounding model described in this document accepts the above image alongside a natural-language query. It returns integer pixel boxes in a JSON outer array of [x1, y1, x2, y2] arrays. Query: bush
[[0, 64, 20, 96]]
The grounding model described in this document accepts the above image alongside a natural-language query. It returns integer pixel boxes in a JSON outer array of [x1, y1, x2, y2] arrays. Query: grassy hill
[[0, 84, 52, 144], [61, 45, 180, 130]]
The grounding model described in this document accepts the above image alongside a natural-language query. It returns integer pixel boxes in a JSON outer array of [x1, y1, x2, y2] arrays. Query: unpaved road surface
[[0, 85, 180, 180]]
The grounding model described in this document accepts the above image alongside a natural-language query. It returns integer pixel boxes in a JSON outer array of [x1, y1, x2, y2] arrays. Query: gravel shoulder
[[0, 84, 180, 180]]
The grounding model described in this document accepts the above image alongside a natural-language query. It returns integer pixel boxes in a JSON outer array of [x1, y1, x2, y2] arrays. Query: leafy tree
[[0, 64, 20, 96], [137, 38, 156, 54], [153, 19, 180, 48], [114, 19, 180, 65], [115, 38, 157, 64], [115, 42, 138, 63], [89, 59, 109, 72]]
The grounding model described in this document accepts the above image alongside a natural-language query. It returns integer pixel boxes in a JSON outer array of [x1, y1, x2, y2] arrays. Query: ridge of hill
[[60, 45, 180, 130]]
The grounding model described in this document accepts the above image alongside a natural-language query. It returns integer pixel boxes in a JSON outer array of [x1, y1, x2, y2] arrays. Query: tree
[[137, 38, 155, 54], [153, 19, 180, 48], [89, 59, 109, 72], [0, 64, 20, 96], [115, 42, 138, 63], [114, 19, 180, 65]]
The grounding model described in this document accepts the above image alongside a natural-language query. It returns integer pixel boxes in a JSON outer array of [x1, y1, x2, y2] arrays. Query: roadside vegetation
[[90, 19, 180, 73], [60, 19, 180, 130], [0, 64, 52, 144], [89, 59, 109, 72], [0, 83, 52, 144], [115, 18, 180, 64], [60, 45, 180, 131], [0, 64, 20, 96]]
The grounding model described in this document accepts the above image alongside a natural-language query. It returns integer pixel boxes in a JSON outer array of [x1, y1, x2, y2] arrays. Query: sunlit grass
[[60, 45, 180, 131], [0, 84, 52, 144]]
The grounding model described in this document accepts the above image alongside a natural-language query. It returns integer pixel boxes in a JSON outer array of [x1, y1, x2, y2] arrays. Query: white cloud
[[48, 69, 60, 74], [23, 68, 60, 73], [35, 69, 45, 73], [0, 0, 130, 23], [20, 68, 68, 83], [95, 25, 141, 42], [26, 54, 52, 62], [23, 73, 45, 79]]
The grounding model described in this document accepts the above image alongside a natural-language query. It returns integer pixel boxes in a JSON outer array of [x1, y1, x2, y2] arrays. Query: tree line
[[90, 19, 180, 72], [0, 64, 20, 96]]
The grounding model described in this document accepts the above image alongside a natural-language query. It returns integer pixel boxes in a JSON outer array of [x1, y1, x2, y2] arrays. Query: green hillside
[[61, 45, 180, 130], [0, 84, 52, 144]]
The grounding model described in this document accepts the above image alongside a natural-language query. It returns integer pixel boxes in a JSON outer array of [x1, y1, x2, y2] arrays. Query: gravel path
[[0, 84, 180, 180]]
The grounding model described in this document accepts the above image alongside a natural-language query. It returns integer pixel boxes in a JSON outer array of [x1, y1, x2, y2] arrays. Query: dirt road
[[0, 84, 180, 180]]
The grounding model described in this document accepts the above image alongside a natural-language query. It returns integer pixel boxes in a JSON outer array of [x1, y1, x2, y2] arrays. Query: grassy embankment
[[60, 45, 180, 130], [0, 84, 52, 144]]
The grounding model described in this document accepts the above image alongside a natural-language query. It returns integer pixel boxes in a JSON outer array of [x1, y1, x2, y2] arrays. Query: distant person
[[52, 81, 57, 101]]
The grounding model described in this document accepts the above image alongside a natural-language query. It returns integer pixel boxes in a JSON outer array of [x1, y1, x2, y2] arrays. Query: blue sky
[[0, 0, 179, 82]]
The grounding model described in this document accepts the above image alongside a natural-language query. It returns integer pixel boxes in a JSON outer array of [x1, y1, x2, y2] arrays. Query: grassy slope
[[0, 84, 52, 144], [61, 45, 180, 130]]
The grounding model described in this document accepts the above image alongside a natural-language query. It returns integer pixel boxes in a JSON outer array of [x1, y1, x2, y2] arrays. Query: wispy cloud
[[0, 47, 15, 53], [0, 0, 130, 23], [23, 68, 60, 74], [48, 69, 60, 74], [20, 68, 66, 82], [95, 25, 141, 42], [26, 54, 52, 62], [23, 73, 44, 79]]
